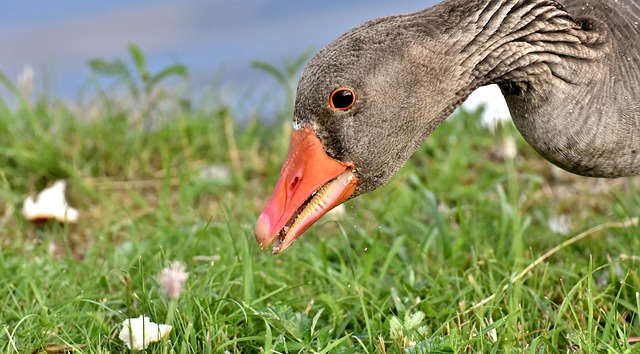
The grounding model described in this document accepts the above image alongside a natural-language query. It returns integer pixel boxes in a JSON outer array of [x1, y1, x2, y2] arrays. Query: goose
[[255, 0, 640, 254]]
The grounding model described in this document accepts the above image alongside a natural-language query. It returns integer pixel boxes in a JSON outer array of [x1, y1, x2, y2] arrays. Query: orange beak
[[255, 126, 358, 254]]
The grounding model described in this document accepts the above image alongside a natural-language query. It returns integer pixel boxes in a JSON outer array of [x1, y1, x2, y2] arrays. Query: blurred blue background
[[2, 1, 434, 108]]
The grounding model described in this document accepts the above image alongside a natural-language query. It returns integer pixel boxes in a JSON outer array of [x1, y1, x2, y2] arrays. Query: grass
[[1, 53, 640, 353]]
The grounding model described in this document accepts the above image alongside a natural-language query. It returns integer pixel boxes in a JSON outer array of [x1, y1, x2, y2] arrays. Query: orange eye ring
[[329, 88, 356, 111]]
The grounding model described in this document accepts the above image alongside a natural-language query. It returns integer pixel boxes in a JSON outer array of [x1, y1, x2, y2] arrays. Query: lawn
[[1, 51, 640, 353]]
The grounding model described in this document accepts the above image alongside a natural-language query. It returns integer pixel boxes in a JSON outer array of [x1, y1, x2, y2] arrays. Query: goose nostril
[[289, 176, 300, 193]]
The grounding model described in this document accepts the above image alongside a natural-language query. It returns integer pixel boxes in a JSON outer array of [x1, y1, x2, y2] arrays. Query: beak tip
[[255, 214, 273, 249]]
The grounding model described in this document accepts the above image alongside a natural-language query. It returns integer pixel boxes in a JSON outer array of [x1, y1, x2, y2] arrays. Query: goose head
[[254, 13, 469, 254]]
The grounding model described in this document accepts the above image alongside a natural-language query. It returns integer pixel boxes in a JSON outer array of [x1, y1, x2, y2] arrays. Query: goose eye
[[329, 88, 356, 111]]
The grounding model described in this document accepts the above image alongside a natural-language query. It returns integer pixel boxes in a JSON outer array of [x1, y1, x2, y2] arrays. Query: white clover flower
[[119, 315, 172, 350], [158, 261, 189, 299], [22, 180, 79, 223]]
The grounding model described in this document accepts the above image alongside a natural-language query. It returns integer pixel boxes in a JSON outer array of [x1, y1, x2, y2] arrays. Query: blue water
[[1, 1, 434, 114]]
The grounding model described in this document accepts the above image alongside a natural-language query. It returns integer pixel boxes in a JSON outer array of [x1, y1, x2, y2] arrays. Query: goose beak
[[255, 126, 358, 254]]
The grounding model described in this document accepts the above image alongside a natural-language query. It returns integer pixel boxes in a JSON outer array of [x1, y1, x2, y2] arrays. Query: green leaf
[[0, 71, 19, 98], [286, 48, 314, 77], [88, 58, 131, 81], [404, 311, 426, 330], [150, 64, 189, 88], [251, 60, 288, 89], [128, 43, 149, 82]]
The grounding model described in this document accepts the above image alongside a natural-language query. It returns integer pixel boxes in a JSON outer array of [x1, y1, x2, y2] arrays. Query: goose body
[[255, 0, 640, 254]]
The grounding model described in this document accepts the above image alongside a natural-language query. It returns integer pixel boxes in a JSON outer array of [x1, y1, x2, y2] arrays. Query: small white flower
[[491, 136, 518, 160], [158, 261, 189, 299], [17, 64, 35, 101], [119, 315, 172, 350], [22, 180, 79, 223], [199, 164, 230, 181], [325, 204, 346, 219], [548, 214, 571, 235]]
